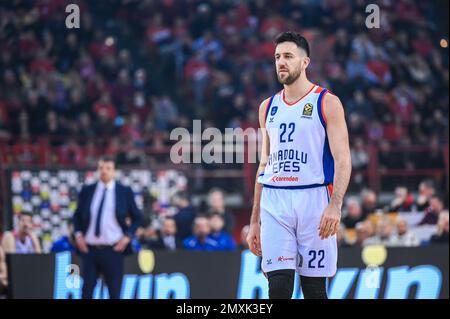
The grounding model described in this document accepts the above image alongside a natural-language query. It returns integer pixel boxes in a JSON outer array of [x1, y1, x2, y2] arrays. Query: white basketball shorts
[[260, 185, 337, 277]]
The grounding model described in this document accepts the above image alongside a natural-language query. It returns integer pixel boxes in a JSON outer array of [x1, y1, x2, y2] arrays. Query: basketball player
[[247, 31, 352, 299]]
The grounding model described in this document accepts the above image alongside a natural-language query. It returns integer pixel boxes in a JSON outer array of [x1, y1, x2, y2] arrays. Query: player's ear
[[302, 56, 310, 69]]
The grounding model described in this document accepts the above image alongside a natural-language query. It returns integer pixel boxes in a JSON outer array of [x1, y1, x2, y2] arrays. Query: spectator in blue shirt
[[208, 213, 236, 251], [183, 216, 219, 251], [51, 222, 76, 253]]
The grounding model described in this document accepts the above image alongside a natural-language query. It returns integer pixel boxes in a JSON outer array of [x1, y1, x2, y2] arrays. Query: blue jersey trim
[[323, 135, 335, 185], [317, 89, 328, 129], [262, 183, 330, 190]]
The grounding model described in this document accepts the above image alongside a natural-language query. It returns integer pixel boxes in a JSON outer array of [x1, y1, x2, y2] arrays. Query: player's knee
[[300, 276, 328, 299], [267, 269, 295, 299]]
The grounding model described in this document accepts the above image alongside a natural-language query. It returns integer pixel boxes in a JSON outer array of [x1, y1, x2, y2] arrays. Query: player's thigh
[[296, 187, 337, 277], [260, 207, 298, 273]]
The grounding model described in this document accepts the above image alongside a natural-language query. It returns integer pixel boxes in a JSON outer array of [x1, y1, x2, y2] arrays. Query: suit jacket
[[148, 232, 183, 250], [73, 181, 142, 239]]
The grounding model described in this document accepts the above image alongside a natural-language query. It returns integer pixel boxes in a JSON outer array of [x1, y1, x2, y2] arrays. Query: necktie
[[95, 187, 108, 237]]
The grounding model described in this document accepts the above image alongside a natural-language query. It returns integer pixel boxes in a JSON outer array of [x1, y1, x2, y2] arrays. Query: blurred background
[[0, 0, 448, 299]]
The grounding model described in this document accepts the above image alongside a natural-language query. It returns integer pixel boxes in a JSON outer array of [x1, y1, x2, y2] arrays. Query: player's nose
[[277, 60, 287, 69]]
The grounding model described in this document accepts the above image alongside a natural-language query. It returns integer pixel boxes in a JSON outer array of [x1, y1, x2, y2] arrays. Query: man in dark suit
[[148, 217, 182, 251], [172, 191, 196, 241], [73, 156, 142, 299]]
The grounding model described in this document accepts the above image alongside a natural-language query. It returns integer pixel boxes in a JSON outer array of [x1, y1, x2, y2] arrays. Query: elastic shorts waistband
[[262, 183, 330, 190]]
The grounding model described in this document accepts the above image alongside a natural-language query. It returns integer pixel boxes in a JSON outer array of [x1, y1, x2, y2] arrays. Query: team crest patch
[[270, 106, 278, 116], [302, 103, 313, 116]]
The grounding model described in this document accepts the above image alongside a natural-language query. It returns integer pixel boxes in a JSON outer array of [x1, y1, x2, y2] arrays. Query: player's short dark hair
[[98, 155, 117, 168], [274, 31, 310, 57]]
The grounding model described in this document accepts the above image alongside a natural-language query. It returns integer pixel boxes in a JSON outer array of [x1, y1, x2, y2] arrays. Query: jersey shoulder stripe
[[264, 95, 275, 123], [317, 89, 329, 128]]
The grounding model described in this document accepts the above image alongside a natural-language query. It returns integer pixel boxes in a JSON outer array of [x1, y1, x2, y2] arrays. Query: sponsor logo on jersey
[[278, 256, 295, 262], [271, 176, 299, 182], [302, 103, 313, 117]]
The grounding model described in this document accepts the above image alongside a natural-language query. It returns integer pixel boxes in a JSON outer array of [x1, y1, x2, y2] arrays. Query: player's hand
[[113, 236, 131, 252], [247, 222, 262, 256], [75, 234, 89, 253], [318, 203, 341, 240]]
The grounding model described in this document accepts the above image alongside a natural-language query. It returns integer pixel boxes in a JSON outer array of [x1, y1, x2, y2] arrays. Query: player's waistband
[[262, 183, 330, 190]]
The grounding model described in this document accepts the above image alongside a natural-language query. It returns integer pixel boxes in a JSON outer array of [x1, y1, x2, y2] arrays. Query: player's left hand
[[318, 203, 341, 240], [113, 236, 131, 252]]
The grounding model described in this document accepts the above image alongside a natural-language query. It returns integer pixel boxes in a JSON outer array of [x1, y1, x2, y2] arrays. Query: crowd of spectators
[[0, 0, 448, 176], [338, 179, 449, 247], [136, 188, 238, 251]]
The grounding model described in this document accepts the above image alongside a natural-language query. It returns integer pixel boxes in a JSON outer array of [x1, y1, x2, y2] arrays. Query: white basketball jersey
[[257, 84, 334, 189]]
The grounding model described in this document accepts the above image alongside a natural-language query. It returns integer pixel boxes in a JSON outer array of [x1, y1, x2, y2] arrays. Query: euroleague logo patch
[[270, 106, 278, 116], [302, 103, 313, 117]]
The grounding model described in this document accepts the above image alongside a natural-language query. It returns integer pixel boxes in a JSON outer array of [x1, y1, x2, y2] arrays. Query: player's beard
[[277, 67, 301, 85]]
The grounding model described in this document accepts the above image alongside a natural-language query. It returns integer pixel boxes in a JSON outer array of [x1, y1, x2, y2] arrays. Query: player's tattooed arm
[[318, 93, 352, 239], [247, 97, 271, 256]]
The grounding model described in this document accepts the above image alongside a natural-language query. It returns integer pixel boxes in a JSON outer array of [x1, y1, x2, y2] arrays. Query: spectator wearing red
[[412, 30, 434, 57], [389, 186, 415, 212], [146, 13, 173, 48], [365, 52, 392, 85], [58, 138, 86, 166], [395, 0, 424, 25], [129, 92, 151, 119], [88, 29, 116, 60], [29, 50, 54, 73], [12, 135, 39, 165], [93, 93, 117, 122], [112, 70, 135, 113], [120, 113, 143, 144], [184, 51, 211, 105]]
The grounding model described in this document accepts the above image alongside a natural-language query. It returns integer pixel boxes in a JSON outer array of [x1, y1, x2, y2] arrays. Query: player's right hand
[[75, 234, 89, 253], [247, 223, 262, 256]]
